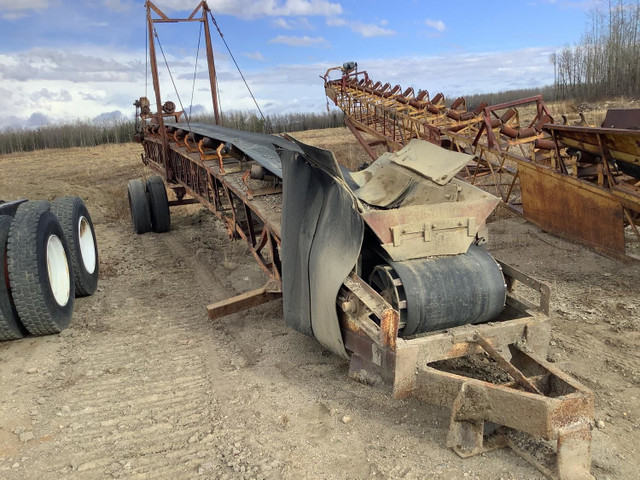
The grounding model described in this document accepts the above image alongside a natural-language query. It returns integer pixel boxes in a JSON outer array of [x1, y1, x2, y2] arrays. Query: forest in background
[[551, 0, 640, 99], [0, 111, 344, 155]]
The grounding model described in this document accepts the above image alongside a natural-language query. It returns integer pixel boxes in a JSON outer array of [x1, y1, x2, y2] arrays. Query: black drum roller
[[369, 245, 506, 336]]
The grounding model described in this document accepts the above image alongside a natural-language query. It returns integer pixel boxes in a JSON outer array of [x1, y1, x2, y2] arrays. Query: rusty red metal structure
[[323, 65, 640, 259], [132, 6, 595, 479]]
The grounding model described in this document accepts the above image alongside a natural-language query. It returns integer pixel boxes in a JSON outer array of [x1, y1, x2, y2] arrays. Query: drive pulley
[[369, 246, 507, 336]]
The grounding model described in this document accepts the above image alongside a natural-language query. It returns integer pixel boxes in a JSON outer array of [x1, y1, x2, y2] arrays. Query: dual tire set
[[0, 197, 99, 341], [127, 176, 171, 234]]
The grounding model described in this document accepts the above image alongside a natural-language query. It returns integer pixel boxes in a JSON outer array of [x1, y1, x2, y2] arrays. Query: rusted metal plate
[[391, 139, 473, 185], [518, 161, 626, 257], [600, 108, 640, 129], [354, 162, 413, 207], [361, 180, 500, 260]]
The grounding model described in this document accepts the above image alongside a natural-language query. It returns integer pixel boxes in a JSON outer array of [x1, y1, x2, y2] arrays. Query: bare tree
[[552, 0, 640, 99]]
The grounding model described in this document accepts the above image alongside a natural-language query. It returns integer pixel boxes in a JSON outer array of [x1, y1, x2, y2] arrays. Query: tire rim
[[47, 234, 70, 307], [78, 216, 97, 274]]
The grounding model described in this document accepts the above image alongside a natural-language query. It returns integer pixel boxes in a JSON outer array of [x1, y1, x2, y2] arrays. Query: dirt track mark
[[0, 219, 279, 479]]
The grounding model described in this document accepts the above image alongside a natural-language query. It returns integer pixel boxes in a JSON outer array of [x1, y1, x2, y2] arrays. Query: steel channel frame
[[339, 270, 593, 480], [142, 135, 282, 286]]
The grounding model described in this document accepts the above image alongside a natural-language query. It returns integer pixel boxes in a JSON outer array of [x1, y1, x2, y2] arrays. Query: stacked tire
[[0, 197, 99, 341], [127, 175, 171, 234]]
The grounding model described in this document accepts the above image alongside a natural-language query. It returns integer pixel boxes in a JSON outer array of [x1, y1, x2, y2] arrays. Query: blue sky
[[0, 0, 596, 129]]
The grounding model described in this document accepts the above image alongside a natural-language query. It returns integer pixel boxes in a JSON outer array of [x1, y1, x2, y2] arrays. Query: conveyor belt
[[165, 121, 302, 178]]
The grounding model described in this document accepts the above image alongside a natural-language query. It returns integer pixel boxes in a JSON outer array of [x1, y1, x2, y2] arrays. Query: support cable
[[208, 12, 271, 133]]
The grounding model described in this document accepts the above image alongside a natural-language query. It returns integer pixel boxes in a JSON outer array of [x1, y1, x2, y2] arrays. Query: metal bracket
[[391, 217, 476, 246]]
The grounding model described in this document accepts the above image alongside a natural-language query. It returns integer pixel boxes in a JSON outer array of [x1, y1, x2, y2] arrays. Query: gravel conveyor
[[128, 3, 596, 479]]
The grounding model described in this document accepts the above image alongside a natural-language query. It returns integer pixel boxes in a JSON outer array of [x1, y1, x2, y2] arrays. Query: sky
[[0, 0, 598, 129]]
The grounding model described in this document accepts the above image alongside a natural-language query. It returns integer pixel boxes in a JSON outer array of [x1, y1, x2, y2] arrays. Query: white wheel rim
[[47, 235, 71, 307], [78, 216, 96, 274]]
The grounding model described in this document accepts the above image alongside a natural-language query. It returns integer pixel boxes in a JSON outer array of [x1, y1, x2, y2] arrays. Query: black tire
[[146, 176, 171, 233], [7, 203, 74, 335], [51, 197, 99, 297], [0, 215, 27, 341], [127, 179, 151, 234]]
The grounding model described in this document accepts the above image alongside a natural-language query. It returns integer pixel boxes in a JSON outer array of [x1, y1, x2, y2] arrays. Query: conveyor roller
[[369, 246, 507, 336]]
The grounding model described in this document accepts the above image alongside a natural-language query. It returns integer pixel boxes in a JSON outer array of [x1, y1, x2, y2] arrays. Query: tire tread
[[128, 179, 151, 234], [7, 202, 73, 335], [0, 215, 25, 341], [146, 176, 171, 233]]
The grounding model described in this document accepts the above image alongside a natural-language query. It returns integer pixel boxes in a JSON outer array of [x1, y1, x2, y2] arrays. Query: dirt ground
[[0, 130, 638, 480]]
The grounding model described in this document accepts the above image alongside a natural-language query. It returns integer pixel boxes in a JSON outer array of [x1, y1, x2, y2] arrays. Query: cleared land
[[0, 130, 638, 479]]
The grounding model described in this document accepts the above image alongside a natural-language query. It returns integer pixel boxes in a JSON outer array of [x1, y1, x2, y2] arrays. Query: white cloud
[[0, 0, 48, 19], [0, 44, 557, 130], [27, 112, 51, 128], [154, 0, 342, 18], [326, 17, 346, 27], [79, 91, 108, 102], [325, 17, 395, 37], [244, 51, 265, 61], [93, 110, 125, 123], [358, 47, 555, 96], [268, 35, 328, 47], [273, 18, 293, 29], [425, 19, 446, 32], [349, 21, 395, 37], [272, 16, 314, 29], [30, 88, 73, 103], [0, 48, 142, 83]]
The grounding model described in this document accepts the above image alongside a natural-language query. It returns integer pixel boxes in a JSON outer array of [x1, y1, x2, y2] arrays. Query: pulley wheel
[[368, 265, 407, 329]]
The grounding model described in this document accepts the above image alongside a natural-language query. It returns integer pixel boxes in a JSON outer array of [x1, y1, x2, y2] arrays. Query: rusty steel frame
[[136, 10, 595, 479], [339, 268, 593, 480], [324, 68, 640, 259]]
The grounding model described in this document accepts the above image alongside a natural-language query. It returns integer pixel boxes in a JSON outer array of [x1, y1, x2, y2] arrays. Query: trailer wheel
[[146, 176, 171, 233], [7, 202, 74, 335], [127, 179, 152, 234], [0, 215, 27, 341], [51, 197, 99, 297]]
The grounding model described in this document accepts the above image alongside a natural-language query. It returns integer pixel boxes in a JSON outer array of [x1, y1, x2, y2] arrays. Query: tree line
[[551, 0, 640, 99], [0, 111, 345, 155]]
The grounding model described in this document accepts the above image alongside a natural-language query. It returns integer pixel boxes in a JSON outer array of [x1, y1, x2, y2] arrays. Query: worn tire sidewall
[[36, 211, 74, 329], [52, 197, 99, 296]]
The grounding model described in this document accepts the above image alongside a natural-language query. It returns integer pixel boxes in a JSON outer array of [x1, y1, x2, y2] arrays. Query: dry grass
[[289, 127, 384, 170]]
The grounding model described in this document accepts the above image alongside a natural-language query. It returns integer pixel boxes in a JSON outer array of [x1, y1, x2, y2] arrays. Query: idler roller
[[369, 246, 506, 336], [250, 165, 276, 181], [162, 101, 176, 114]]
